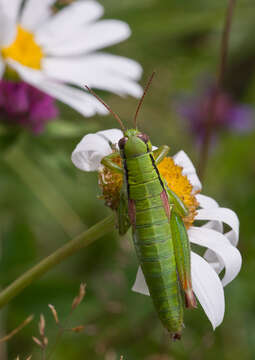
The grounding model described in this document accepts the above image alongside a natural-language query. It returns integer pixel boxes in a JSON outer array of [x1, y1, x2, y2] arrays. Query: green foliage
[[1, 0, 255, 358]]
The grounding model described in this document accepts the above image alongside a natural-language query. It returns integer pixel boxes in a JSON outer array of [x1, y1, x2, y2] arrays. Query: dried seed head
[[43, 337, 48, 347], [32, 336, 43, 348], [48, 304, 59, 324], [72, 283, 86, 310], [39, 314, 45, 336], [71, 325, 85, 333]]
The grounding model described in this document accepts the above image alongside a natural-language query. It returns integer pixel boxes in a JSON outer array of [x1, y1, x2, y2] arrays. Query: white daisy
[[0, 0, 142, 116], [71, 128, 242, 330]]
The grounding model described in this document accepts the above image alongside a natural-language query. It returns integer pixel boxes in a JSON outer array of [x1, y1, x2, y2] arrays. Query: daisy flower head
[[0, 0, 142, 130], [72, 128, 242, 331]]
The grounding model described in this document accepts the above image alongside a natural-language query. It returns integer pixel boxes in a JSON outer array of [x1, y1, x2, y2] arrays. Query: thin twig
[[42, 348, 46, 360], [46, 326, 65, 360], [198, 0, 236, 180], [0, 315, 34, 343], [46, 315, 71, 360]]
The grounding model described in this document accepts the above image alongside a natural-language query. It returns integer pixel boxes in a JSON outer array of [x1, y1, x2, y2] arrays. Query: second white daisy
[[0, 0, 142, 116]]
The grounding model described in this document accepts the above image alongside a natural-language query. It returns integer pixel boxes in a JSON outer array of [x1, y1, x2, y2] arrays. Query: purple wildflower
[[177, 84, 253, 143], [0, 80, 58, 134]]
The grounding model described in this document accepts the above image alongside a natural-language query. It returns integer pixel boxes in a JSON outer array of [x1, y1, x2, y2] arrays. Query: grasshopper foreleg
[[101, 152, 123, 174], [101, 152, 131, 235], [153, 145, 170, 165]]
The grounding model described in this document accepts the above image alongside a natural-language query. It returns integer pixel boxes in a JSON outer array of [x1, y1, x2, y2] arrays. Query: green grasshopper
[[85, 73, 196, 339]]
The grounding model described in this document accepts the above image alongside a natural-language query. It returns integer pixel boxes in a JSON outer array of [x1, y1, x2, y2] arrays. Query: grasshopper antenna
[[134, 71, 155, 129], [85, 85, 126, 132]]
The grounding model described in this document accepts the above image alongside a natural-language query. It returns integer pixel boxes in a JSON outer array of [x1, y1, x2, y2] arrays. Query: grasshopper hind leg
[[171, 211, 197, 309], [167, 189, 197, 309]]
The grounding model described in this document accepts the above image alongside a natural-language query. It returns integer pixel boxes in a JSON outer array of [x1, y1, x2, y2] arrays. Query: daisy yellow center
[[99, 154, 123, 210], [99, 155, 199, 228], [1, 25, 43, 69]]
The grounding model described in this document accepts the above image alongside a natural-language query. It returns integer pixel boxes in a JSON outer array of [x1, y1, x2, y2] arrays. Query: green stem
[[198, 0, 236, 181], [0, 215, 115, 309]]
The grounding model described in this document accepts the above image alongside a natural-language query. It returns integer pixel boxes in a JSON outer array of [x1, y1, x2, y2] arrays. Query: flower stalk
[[198, 0, 236, 180], [0, 215, 115, 309]]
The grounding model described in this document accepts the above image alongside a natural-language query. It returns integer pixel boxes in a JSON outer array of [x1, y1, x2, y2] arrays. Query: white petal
[[35, 0, 103, 48], [44, 20, 131, 56], [195, 207, 239, 246], [0, 0, 20, 46], [7, 59, 108, 117], [97, 129, 123, 146], [196, 194, 219, 208], [43, 53, 142, 81], [188, 227, 242, 286], [191, 252, 225, 329], [42, 54, 143, 98], [195, 207, 240, 269], [0, 57, 5, 78], [202, 220, 223, 265], [197, 194, 223, 263], [225, 230, 238, 247], [173, 150, 202, 192], [202, 220, 223, 233], [7, 58, 42, 80], [0, 9, 17, 46], [37, 80, 108, 117], [1, 0, 22, 20], [20, 0, 55, 31], [132, 266, 150, 296], [72, 130, 122, 171], [198, 193, 223, 262]]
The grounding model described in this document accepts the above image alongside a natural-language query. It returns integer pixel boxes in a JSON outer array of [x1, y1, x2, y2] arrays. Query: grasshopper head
[[118, 128, 152, 157]]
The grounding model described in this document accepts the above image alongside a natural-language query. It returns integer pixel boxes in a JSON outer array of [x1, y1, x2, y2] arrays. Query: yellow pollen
[[1, 25, 43, 70], [99, 154, 199, 228]]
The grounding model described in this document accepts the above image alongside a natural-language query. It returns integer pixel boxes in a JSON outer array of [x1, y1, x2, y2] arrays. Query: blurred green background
[[1, 0, 255, 359]]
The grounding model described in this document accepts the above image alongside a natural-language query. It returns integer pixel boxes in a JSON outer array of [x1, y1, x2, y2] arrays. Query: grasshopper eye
[[118, 137, 128, 149], [137, 133, 149, 143]]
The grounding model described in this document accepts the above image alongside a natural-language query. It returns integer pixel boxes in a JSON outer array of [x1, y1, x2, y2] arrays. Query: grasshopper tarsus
[[172, 332, 182, 341], [185, 289, 197, 309]]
